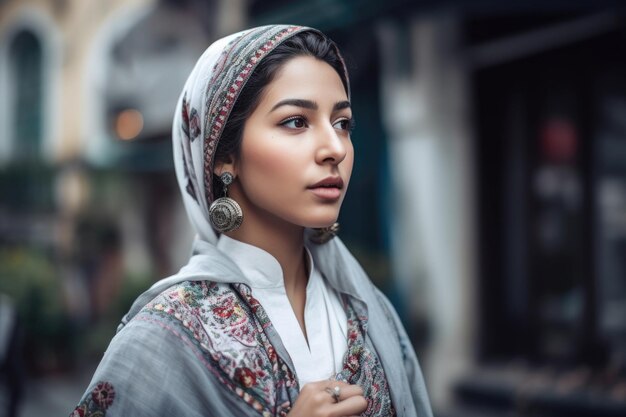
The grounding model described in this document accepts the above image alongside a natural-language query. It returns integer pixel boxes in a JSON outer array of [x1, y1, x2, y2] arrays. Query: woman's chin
[[298, 205, 343, 228], [303, 217, 339, 229]]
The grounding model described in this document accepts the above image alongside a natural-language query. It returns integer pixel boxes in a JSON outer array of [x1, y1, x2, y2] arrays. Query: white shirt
[[217, 234, 348, 387]]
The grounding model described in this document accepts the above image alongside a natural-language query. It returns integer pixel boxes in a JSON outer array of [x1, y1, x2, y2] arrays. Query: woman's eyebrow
[[270, 99, 317, 112], [333, 100, 351, 112], [269, 99, 351, 113]]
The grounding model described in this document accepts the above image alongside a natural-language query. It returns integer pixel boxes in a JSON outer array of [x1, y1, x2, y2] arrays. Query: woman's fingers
[[326, 395, 368, 417], [287, 380, 367, 417], [324, 382, 363, 401], [320, 382, 367, 417]]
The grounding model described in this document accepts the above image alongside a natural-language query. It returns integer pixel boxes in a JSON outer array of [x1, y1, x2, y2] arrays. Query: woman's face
[[224, 55, 353, 230]]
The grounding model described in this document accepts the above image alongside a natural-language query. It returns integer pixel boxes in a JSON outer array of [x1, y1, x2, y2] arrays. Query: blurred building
[[0, 0, 244, 388], [1, 0, 626, 416]]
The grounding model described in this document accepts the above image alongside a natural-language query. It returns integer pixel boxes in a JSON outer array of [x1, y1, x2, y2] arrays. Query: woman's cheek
[[242, 150, 302, 208]]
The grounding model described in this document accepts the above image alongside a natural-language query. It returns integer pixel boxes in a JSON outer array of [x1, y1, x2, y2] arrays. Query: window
[[9, 30, 43, 161]]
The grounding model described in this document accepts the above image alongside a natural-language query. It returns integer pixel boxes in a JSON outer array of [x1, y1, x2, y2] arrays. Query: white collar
[[216, 234, 315, 289]]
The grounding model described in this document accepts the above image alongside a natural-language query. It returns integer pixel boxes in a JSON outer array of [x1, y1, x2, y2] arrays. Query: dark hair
[[212, 30, 349, 198]]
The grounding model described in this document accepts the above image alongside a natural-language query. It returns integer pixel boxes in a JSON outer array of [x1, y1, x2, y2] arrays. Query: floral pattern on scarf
[[337, 296, 396, 416], [73, 280, 395, 417], [141, 281, 297, 416], [70, 381, 115, 417]]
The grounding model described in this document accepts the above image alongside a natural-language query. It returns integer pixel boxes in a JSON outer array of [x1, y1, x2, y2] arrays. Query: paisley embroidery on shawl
[[181, 92, 190, 137], [133, 280, 394, 417], [233, 282, 272, 328], [70, 381, 115, 417], [181, 93, 201, 142], [180, 91, 202, 202], [337, 296, 396, 417], [139, 281, 297, 417], [181, 141, 197, 201], [188, 107, 201, 140]]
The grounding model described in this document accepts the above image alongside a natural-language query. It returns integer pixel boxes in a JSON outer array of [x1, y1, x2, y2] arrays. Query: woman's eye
[[333, 118, 354, 131], [280, 117, 307, 129]]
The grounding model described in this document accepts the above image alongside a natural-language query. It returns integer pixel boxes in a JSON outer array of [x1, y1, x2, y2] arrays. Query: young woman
[[72, 25, 432, 417]]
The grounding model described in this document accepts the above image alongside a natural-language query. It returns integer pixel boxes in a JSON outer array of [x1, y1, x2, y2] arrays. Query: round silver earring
[[209, 172, 243, 233], [309, 222, 340, 244]]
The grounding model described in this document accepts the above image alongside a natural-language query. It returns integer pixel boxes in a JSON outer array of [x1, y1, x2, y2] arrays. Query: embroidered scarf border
[[201, 25, 308, 203]]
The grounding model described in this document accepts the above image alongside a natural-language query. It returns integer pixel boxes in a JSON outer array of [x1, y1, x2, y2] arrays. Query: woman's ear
[[213, 155, 237, 177]]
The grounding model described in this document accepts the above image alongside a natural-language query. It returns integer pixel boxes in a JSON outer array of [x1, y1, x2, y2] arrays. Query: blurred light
[[540, 118, 578, 163], [55, 167, 89, 215], [115, 109, 143, 140]]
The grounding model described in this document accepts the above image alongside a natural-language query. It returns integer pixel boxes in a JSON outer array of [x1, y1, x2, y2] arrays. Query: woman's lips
[[308, 176, 343, 200], [309, 176, 344, 189], [308, 186, 342, 200]]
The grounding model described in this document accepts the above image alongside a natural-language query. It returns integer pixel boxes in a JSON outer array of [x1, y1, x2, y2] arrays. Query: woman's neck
[[224, 188, 311, 341], [225, 211, 308, 293]]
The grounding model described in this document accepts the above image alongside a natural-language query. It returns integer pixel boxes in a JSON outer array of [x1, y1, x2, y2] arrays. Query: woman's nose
[[315, 124, 347, 165]]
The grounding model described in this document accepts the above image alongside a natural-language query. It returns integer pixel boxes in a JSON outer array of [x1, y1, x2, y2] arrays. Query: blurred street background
[[1, 0, 626, 416]]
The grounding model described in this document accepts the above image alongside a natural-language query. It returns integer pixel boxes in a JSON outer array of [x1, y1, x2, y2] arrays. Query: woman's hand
[[287, 380, 368, 417]]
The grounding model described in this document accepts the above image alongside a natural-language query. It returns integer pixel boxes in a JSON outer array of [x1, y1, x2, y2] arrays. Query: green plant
[[0, 246, 69, 373]]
